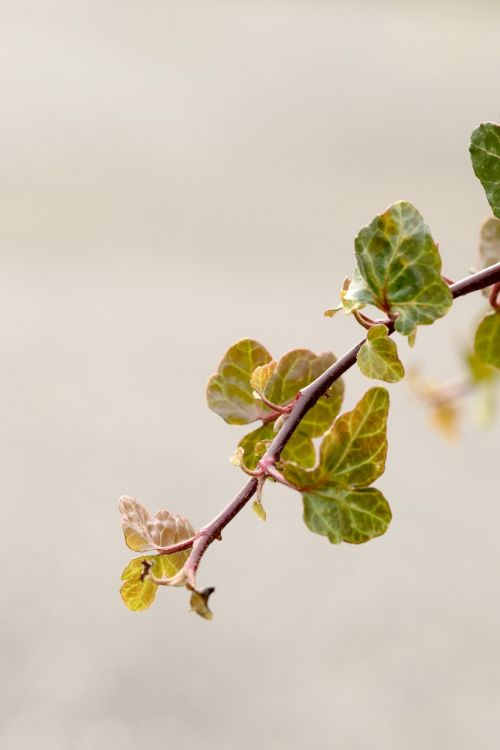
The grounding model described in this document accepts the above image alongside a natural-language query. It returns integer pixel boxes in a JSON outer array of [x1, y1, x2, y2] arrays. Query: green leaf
[[465, 349, 497, 384], [343, 201, 452, 336], [238, 422, 315, 472], [120, 553, 189, 611], [474, 312, 500, 369], [470, 123, 500, 219], [264, 350, 344, 436], [119, 496, 194, 552], [283, 387, 389, 490], [206, 339, 273, 424], [357, 324, 405, 382], [303, 486, 391, 544]]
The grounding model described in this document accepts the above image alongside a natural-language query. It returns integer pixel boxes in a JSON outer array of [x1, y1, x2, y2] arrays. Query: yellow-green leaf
[[264, 350, 344, 436], [250, 360, 277, 398], [120, 553, 189, 611], [303, 486, 391, 544], [474, 312, 500, 369], [119, 496, 194, 552], [238, 422, 315, 472], [357, 324, 405, 382], [470, 122, 500, 219], [206, 339, 273, 424], [342, 201, 452, 336], [283, 387, 389, 490]]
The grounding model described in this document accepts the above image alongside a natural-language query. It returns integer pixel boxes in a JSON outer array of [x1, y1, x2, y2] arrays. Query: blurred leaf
[[189, 587, 215, 620], [342, 201, 452, 336], [474, 312, 500, 368], [303, 486, 391, 544], [283, 387, 389, 490], [120, 553, 189, 611], [470, 122, 500, 219], [430, 402, 459, 441], [474, 382, 498, 427], [250, 360, 277, 398], [477, 216, 500, 297], [408, 329, 417, 348], [357, 324, 405, 382], [465, 349, 497, 384], [119, 496, 194, 552], [206, 339, 273, 424], [265, 350, 344, 436]]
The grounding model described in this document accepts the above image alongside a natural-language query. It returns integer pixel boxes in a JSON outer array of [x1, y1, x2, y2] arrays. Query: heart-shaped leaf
[[357, 324, 405, 382]]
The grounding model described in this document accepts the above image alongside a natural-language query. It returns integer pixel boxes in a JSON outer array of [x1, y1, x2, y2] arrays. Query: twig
[[158, 262, 500, 581]]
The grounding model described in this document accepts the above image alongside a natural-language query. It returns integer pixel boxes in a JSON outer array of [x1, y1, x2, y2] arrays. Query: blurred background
[[1, 1, 499, 748]]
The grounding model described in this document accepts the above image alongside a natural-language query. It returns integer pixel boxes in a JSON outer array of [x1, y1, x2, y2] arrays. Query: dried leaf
[[119, 496, 195, 552], [189, 587, 215, 620]]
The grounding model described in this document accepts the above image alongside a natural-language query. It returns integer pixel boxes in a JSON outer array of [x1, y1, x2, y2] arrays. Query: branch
[[161, 261, 500, 581]]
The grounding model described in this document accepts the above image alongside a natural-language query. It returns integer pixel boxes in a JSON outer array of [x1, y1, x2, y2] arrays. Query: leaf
[[465, 349, 497, 384], [430, 402, 459, 441], [120, 553, 189, 611], [470, 122, 500, 219], [238, 423, 315, 472], [206, 339, 273, 424], [474, 312, 500, 369], [119, 496, 195, 552], [477, 217, 500, 297], [264, 350, 344, 436], [283, 387, 389, 490], [357, 324, 405, 382], [252, 497, 267, 522], [250, 361, 277, 398], [189, 587, 215, 620], [342, 201, 452, 336], [303, 486, 391, 544]]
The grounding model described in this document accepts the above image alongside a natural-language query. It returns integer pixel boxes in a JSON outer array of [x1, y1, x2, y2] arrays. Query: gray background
[[1, 1, 499, 748]]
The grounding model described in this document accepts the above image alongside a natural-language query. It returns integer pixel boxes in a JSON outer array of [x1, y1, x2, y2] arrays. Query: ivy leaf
[[264, 350, 344, 436], [120, 553, 189, 611], [250, 361, 277, 398], [470, 122, 500, 219], [206, 339, 273, 424], [119, 496, 195, 552], [303, 486, 391, 544], [238, 423, 315, 472], [342, 201, 452, 336], [357, 324, 405, 382], [283, 387, 389, 490], [477, 217, 500, 298], [189, 587, 215, 620], [474, 312, 500, 369]]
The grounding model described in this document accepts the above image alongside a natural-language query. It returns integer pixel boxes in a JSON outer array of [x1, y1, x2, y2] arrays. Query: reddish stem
[[159, 262, 500, 575]]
